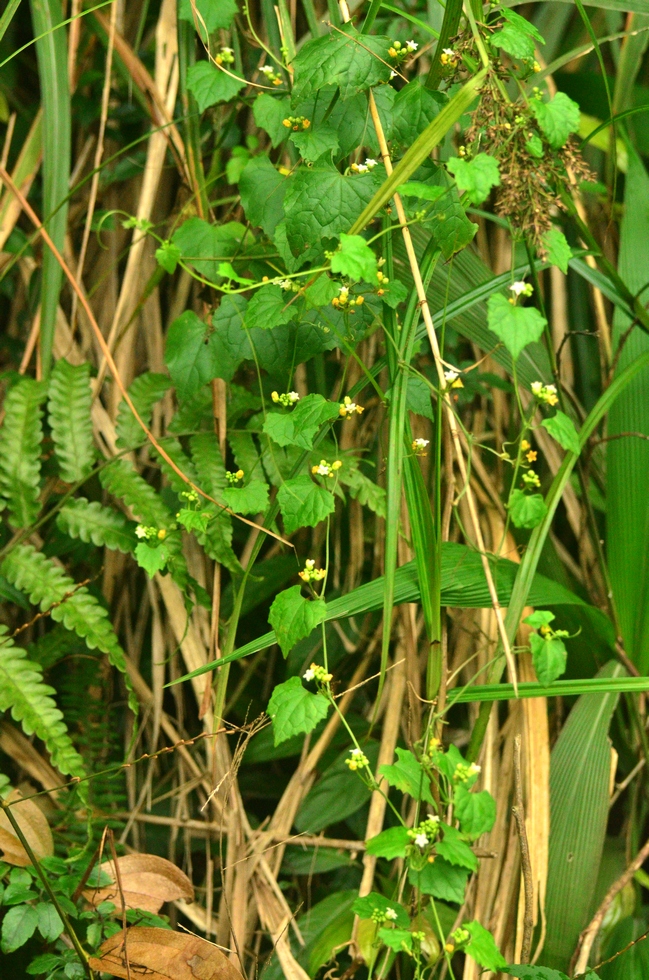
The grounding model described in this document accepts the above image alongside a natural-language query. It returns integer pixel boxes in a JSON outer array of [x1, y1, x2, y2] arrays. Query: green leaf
[[253, 93, 291, 147], [436, 825, 478, 871], [284, 166, 377, 258], [464, 921, 507, 972], [506, 968, 571, 980], [352, 893, 409, 928], [530, 92, 581, 149], [172, 217, 246, 281], [509, 489, 548, 529], [379, 747, 434, 803], [427, 180, 478, 259], [186, 62, 245, 112], [268, 585, 327, 657], [541, 411, 581, 455], [330, 233, 377, 282], [290, 123, 339, 163], [487, 293, 546, 361], [222, 481, 269, 515], [543, 228, 572, 273], [100, 459, 171, 528], [155, 240, 181, 274], [208, 295, 251, 381], [378, 928, 413, 952], [245, 284, 297, 330], [165, 310, 212, 402], [264, 394, 340, 450], [239, 156, 287, 237], [530, 632, 567, 685], [0, 378, 45, 528], [408, 857, 469, 904], [365, 825, 410, 860], [305, 276, 338, 309], [176, 508, 211, 534], [447, 153, 501, 205], [454, 785, 496, 839], [267, 676, 329, 745], [134, 542, 169, 578], [292, 25, 392, 101], [501, 8, 545, 44], [526, 133, 544, 158], [178, 0, 237, 32], [57, 498, 135, 553], [524, 610, 555, 629], [48, 360, 94, 484], [36, 902, 63, 942], [278, 476, 336, 534], [27, 954, 62, 975], [116, 372, 171, 451], [296, 743, 379, 832], [391, 79, 443, 147], [398, 181, 446, 202], [1, 903, 39, 953], [492, 23, 535, 59]]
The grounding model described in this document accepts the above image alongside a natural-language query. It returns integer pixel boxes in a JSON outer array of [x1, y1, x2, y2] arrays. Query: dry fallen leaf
[[88, 926, 244, 980], [83, 853, 194, 913], [0, 789, 54, 866]]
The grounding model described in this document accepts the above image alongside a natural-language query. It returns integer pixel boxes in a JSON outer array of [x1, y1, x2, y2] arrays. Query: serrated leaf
[[464, 921, 507, 972], [487, 292, 546, 361], [208, 295, 251, 382], [531, 92, 580, 150], [187, 62, 244, 112], [543, 228, 572, 273], [135, 542, 169, 578], [427, 179, 478, 258], [240, 156, 287, 237], [352, 893, 409, 928], [290, 123, 339, 163], [408, 857, 468, 904], [1, 903, 39, 953], [378, 927, 413, 952], [391, 79, 443, 147], [284, 165, 377, 258], [506, 967, 571, 979], [245, 285, 297, 330], [165, 310, 212, 402], [454, 785, 496, 839], [36, 902, 63, 942], [267, 676, 329, 745], [398, 182, 446, 202], [57, 498, 135, 553], [277, 475, 336, 534], [253, 92, 291, 147], [436, 825, 478, 871], [172, 217, 246, 282], [0, 379, 45, 529], [292, 25, 392, 101], [116, 372, 171, 451], [541, 410, 580, 455], [330, 233, 377, 282], [365, 825, 410, 860], [268, 585, 327, 657], [508, 489, 548, 529], [530, 632, 567, 685], [155, 240, 181, 274], [447, 153, 501, 205], [379, 747, 434, 803], [263, 394, 340, 450], [221, 481, 269, 515], [524, 610, 555, 629], [176, 508, 211, 534], [526, 133, 544, 158], [492, 22, 535, 59], [100, 459, 171, 528], [178, 0, 237, 32], [48, 360, 94, 484]]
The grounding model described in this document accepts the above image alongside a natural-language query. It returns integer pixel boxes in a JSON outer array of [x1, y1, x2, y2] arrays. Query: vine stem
[[348, 56, 519, 693], [0, 164, 290, 549], [0, 796, 94, 978]]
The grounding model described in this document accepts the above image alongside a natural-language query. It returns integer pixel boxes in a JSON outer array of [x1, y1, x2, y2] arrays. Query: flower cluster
[[509, 280, 534, 304], [444, 368, 463, 389], [226, 469, 244, 484], [521, 439, 537, 464], [331, 285, 364, 308], [180, 489, 199, 503], [412, 438, 429, 456], [453, 762, 481, 783], [215, 47, 234, 65], [371, 906, 398, 925], [259, 64, 282, 86], [271, 390, 299, 407], [350, 158, 377, 174], [522, 470, 541, 488], [440, 47, 459, 67], [311, 459, 342, 478], [388, 39, 418, 61], [135, 524, 167, 541], [303, 662, 332, 684], [345, 746, 370, 771], [339, 396, 364, 418], [531, 381, 559, 406], [407, 816, 440, 851], [282, 116, 310, 131], [299, 559, 326, 583], [445, 926, 470, 954]]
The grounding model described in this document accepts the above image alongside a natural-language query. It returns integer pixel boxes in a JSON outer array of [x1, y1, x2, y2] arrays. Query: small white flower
[[406, 40, 418, 52], [355, 163, 369, 173], [443, 48, 454, 57], [277, 278, 293, 290], [414, 833, 429, 849], [444, 369, 459, 383], [260, 65, 274, 75], [509, 280, 528, 297], [531, 381, 543, 396], [365, 158, 378, 169], [135, 524, 148, 539], [385, 907, 398, 921], [303, 667, 315, 682], [390, 70, 397, 78], [350, 747, 363, 757]]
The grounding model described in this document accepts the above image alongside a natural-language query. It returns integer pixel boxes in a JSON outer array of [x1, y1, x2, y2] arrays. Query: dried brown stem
[[513, 734, 534, 964]]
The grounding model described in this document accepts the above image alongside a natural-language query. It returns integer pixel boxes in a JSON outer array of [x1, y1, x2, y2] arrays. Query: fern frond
[[100, 458, 171, 527], [191, 433, 228, 498], [116, 372, 172, 450], [57, 498, 136, 553], [47, 359, 94, 483], [155, 436, 199, 495], [0, 625, 85, 779], [0, 378, 46, 528], [1, 545, 127, 678]]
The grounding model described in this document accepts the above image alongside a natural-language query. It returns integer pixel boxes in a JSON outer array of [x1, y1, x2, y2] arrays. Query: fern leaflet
[[0, 378, 46, 528], [57, 498, 136, 553], [48, 359, 94, 483], [116, 372, 172, 450], [0, 625, 86, 780], [190, 434, 240, 573]]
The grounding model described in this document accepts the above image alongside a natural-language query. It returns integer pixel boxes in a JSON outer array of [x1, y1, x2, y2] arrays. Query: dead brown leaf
[[88, 926, 244, 980], [83, 853, 194, 913], [0, 789, 54, 866]]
